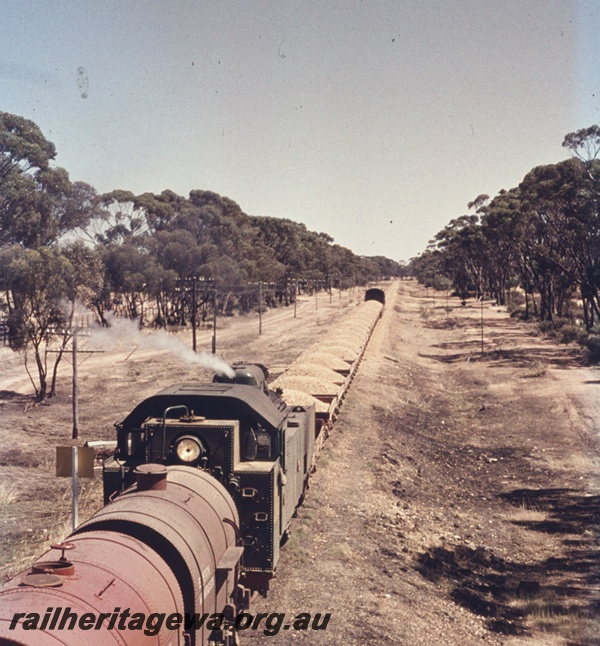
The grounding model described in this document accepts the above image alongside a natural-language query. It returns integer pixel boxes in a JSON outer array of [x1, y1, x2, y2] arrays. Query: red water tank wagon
[[0, 465, 244, 646]]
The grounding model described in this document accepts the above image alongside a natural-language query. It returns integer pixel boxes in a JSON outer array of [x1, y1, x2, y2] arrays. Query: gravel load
[[269, 298, 383, 408], [276, 389, 330, 413], [271, 375, 342, 396], [294, 352, 352, 371], [319, 334, 364, 353], [285, 363, 345, 385], [317, 344, 359, 361]]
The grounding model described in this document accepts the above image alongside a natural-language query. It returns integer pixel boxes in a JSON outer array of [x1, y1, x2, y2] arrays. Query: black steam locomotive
[[102, 363, 315, 594]]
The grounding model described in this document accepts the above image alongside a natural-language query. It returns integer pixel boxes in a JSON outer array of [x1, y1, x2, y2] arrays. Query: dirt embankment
[[246, 282, 600, 646], [2, 282, 600, 645]]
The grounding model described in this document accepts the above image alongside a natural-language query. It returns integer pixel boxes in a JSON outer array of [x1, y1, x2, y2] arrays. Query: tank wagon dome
[[0, 466, 241, 646]]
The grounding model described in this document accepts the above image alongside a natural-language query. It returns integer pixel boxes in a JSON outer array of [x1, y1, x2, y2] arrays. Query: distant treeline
[[409, 126, 600, 356], [0, 111, 404, 399]]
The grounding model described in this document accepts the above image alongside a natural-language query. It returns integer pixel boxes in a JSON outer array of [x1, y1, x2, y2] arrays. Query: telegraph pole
[[191, 276, 197, 352], [72, 328, 78, 439], [481, 297, 485, 354], [294, 278, 298, 318], [48, 327, 103, 440], [259, 281, 263, 335], [212, 288, 217, 354]]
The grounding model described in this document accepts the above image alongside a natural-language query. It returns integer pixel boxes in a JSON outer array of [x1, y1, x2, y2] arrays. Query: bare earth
[[1, 281, 600, 645]]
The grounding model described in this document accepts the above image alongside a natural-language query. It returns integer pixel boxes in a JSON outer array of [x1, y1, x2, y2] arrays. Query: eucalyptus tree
[[0, 112, 92, 248], [93, 190, 152, 245], [561, 126, 600, 327], [563, 125, 600, 168], [0, 243, 102, 400], [430, 211, 489, 299], [100, 242, 162, 323], [476, 188, 538, 311], [0, 113, 104, 398], [517, 159, 593, 322]]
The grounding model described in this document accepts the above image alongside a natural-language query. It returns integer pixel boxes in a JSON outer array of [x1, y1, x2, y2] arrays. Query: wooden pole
[[212, 289, 217, 354], [259, 282, 263, 335], [481, 297, 484, 354], [294, 278, 298, 318], [192, 276, 197, 353], [72, 328, 79, 440], [71, 445, 79, 530]]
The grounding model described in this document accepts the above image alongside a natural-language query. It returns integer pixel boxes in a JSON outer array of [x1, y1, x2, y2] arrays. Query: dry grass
[[1, 477, 102, 576], [523, 358, 548, 378], [327, 542, 354, 562], [0, 483, 17, 506], [506, 500, 547, 523], [420, 305, 433, 322], [510, 590, 600, 644]]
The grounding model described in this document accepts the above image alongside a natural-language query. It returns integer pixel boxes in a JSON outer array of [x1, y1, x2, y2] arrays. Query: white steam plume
[[88, 312, 235, 378]]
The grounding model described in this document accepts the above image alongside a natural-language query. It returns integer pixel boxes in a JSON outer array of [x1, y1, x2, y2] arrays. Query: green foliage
[[505, 291, 525, 314], [0, 112, 98, 248], [0, 244, 102, 399], [0, 112, 56, 178], [562, 125, 600, 164], [557, 325, 588, 345], [583, 333, 600, 363]]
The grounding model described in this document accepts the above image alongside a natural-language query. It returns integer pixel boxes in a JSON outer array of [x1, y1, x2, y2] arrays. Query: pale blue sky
[[1, 1, 598, 261]]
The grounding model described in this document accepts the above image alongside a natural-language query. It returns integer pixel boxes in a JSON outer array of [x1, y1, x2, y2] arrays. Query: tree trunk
[[49, 345, 66, 398], [34, 345, 47, 401]]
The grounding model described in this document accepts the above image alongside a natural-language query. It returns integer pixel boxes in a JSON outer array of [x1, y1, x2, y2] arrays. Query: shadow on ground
[[420, 346, 585, 370], [417, 488, 600, 643], [419, 312, 588, 370], [0, 390, 33, 402]]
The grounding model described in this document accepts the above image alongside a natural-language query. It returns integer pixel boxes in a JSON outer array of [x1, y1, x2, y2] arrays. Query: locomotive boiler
[[0, 465, 243, 646]]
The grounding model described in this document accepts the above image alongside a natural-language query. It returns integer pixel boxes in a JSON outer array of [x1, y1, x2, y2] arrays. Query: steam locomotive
[[102, 362, 315, 595]]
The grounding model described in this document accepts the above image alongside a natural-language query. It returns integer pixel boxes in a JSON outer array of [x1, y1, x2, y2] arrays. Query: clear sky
[[1, 1, 599, 262]]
